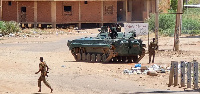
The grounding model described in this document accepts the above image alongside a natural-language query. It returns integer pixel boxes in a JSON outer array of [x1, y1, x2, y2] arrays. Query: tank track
[[71, 47, 145, 63]]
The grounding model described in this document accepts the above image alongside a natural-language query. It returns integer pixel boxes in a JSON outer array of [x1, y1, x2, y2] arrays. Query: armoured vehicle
[[67, 26, 146, 63]]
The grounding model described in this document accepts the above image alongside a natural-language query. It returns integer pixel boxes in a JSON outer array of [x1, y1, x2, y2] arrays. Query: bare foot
[[38, 89, 41, 92], [50, 89, 53, 93]]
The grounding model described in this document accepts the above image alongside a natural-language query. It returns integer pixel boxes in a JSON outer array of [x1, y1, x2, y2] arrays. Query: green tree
[[170, 0, 178, 11]]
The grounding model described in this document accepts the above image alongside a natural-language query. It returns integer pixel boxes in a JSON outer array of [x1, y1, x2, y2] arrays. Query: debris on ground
[[0, 28, 93, 38], [147, 70, 158, 76], [123, 64, 169, 76]]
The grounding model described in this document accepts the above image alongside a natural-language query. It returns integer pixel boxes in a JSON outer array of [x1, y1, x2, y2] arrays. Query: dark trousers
[[149, 52, 155, 63]]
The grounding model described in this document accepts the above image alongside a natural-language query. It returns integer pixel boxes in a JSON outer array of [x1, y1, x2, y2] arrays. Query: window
[[64, 6, 71, 12], [63, 6, 72, 15], [21, 7, 26, 12], [84, 1, 88, 4], [8, 1, 11, 6]]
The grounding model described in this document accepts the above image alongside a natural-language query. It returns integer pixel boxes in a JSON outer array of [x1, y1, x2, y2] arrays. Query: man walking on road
[[35, 57, 53, 93]]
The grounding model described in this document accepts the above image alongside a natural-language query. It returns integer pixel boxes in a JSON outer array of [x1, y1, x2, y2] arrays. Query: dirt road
[[0, 30, 200, 94]]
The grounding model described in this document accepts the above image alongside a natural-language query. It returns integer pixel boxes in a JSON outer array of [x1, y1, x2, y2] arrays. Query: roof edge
[[3, 0, 121, 1]]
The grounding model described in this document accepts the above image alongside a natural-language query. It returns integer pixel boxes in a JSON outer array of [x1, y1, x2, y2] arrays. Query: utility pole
[[174, 0, 183, 51], [155, 0, 159, 44]]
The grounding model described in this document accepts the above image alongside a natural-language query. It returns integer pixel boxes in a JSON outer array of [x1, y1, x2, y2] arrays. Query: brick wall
[[2, 1, 17, 21], [56, 1, 79, 23], [18, 1, 34, 22], [2, 1, 118, 24], [37, 1, 51, 22], [80, 1, 101, 22], [57, 1, 117, 23], [103, 1, 117, 22], [132, 0, 145, 21]]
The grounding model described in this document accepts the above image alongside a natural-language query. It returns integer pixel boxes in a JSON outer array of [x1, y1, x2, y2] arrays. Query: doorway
[[20, 7, 26, 22], [117, 1, 125, 21]]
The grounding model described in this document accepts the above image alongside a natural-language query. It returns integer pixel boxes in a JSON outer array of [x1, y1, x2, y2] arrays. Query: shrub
[[146, 8, 200, 36], [182, 8, 200, 35], [146, 13, 176, 36], [160, 29, 174, 37], [0, 21, 21, 36], [187, 0, 200, 4]]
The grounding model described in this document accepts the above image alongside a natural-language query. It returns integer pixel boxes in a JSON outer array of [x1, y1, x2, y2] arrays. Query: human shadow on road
[[64, 61, 77, 62], [131, 89, 200, 94]]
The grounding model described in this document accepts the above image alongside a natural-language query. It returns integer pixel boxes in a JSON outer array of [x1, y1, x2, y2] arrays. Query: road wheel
[[91, 54, 96, 62], [86, 53, 91, 62], [97, 54, 101, 62], [102, 54, 107, 62], [81, 53, 86, 61], [76, 53, 81, 61]]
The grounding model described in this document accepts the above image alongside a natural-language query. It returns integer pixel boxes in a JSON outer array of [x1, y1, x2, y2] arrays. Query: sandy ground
[[0, 28, 200, 94]]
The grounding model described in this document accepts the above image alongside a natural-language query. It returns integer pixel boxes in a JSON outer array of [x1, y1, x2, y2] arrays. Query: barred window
[[64, 6, 71, 12], [63, 6, 72, 15]]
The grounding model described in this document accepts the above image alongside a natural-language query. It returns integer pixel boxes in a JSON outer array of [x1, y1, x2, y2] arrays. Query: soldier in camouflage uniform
[[109, 25, 118, 39], [35, 57, 53, 93], [148, 38, 158, 63], [116, 23, 121, 32]]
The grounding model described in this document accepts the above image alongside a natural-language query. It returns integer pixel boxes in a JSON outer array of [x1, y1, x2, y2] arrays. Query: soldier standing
[[109, 25, 118, 39], [116, 23, 121, 32], [148, 38, 158, 63], [35, 57, 53, 93]]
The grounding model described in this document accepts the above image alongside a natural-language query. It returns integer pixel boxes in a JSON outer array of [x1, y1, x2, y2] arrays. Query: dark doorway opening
[[81, 23, 100, 29], [56, 24, 78, 29], [21, 7, 26, 12], [20, 7, 26, 22], [103, 23, 124, 28], [117, 1, 125, 21]]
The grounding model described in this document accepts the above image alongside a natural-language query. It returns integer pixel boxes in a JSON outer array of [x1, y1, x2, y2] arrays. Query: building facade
[[1, 0, 156, 28]]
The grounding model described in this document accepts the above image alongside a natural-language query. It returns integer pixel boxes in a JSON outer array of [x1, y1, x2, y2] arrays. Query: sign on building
[[124, 23, 149, 37]]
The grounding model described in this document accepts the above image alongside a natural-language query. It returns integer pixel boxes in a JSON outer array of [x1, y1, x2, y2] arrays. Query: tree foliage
[[170, 0, 178, 11], [146, 8, 200, 36]]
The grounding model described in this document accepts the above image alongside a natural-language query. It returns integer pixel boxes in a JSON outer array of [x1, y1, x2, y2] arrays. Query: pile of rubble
[[123, 64, 170, 76]]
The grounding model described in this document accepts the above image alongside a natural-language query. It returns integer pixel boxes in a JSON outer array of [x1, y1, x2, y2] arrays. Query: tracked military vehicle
[[67, 26, 146, 63]]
